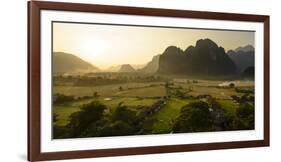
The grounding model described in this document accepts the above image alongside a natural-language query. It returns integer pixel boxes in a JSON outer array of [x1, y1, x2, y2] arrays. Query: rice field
[[53, 77, 254, 132]]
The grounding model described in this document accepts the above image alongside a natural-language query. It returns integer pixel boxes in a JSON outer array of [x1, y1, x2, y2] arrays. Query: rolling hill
[[53, 52, 99, 74]]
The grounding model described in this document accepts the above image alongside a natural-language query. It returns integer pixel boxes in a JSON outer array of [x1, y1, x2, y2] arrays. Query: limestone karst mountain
[[157, 39, 237, 76]]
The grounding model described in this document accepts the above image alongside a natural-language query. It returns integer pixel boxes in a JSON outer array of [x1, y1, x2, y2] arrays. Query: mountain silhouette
[[158, 39, 237, 76], [139, 55, 160, 73], [227, 45, 254, 73], [106, 65, 122, 72], [119, 64, 136, 72], [53, 52, 99, 74], [235, 44, 254, 53]]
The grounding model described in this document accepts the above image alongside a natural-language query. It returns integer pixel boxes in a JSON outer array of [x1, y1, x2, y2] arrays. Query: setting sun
[[53, 22, 254, 69], [78, 39, 107, 64]]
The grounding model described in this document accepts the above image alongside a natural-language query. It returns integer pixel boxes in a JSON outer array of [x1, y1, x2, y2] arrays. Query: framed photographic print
[[28, 1, 270, 161]]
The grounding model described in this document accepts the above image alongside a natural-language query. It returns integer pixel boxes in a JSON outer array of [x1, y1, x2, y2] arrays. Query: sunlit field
[[53, 74, 254, 138]]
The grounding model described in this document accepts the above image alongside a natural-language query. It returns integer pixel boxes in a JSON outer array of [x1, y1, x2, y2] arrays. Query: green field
[[217, 99, 240, 114], [54, 82, 165, 97], [54, 105, 81, 126], [149, 98, 194, 134], [115, 86, 166, 97], [189, 86, 240, 99], [53, 76, 254, 136], [54, 97, 158, 126]]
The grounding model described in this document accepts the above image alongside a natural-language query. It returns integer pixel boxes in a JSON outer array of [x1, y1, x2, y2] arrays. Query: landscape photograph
[[52, 22, 255, 139]]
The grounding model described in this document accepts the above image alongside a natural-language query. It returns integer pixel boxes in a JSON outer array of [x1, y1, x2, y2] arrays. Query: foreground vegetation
[[53, 73, 254, 139]]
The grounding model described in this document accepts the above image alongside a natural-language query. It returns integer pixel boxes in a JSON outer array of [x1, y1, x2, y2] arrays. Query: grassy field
[[115, 86, 166, 97], [54, 82, 165, 97], [189, 86, 240, 99], [54, 97, 158, 126], [217, 99, 240, 115], [53, 76, 254, 133], [173, 79, 254, 87], [149, 98, 194, 134], [54, 105, 81, 126], [173, 80, 254, 99]]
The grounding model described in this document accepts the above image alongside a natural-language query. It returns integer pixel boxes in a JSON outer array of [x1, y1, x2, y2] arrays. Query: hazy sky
[[53, 22, 254, 69]]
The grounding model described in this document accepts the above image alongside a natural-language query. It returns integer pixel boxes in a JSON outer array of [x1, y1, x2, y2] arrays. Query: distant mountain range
[[157, 39, 237, 76], [234, 44, 254, 53], [53, 39, 254, 77], [227, 45, 255, 73], [106, 65, 122, 72], [138, 55, 160, 73], [107, 64, 144, 72], [53, 52, 99, 74], [119, 64, 136, 72]]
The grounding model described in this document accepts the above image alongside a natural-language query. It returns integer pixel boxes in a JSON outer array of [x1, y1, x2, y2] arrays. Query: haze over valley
[[53, 38, 254, 78], [52, 22, 255, 139]]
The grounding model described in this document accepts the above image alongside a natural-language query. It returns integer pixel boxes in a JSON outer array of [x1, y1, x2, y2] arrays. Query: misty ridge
[[53, 38, 254, 79]]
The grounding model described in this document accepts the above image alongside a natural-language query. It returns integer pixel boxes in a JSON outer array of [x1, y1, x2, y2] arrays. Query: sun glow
[[78, 40, 106, 64], [53, 22, 254, 69]]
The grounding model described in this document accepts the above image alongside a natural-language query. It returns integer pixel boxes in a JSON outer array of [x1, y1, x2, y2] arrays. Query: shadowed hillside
[[53, 52, 99, 74], [139, 55, 160, 73], [227, 45, 254, 73], [158, 39, 237, 76]]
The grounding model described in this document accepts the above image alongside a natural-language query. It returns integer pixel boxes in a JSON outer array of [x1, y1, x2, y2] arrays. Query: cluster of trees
[[173, 101, 213, 132], [234, 103, 255, 129], [54, 101, 146, 139], [165, 82, 193, 99], [231, 94, 254, 103], [54, 74, 168, 87], [168, 88, 190, 99], [54, 96, 254, 139], [53, 93, 75, 104], [235, 87, 254, 94], [75, 75, 167, 86], [53, 92, 100, 105], [54, 96, 169, 139], [172, 99, 254, 133]]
